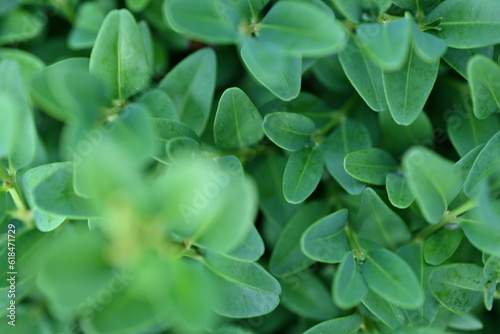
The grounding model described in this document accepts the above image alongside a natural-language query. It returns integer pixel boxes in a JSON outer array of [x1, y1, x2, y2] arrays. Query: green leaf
[[323, 119, 372, 195], [300, 209, 350, 264], [90, 9, 150, 101], [258, 1, 347, 57], [464, 131, 500, 196], [270, 201, 329, 277], [386, 173, 416, 209], [204, 252, 281, 318], [240, 38, 301, 101], [460, 207, 500, 257], [164, 0, 237, 44], [379, 108, 433, 155], [214, 87, 264, 150], [392, 0, 439, 11], [403, 146, 464, 223], [358, 188, 411, 248], [331, 0, 363, 23], [0, 8, 45, 45], [159, 48, 216, 135], [483, 255, 500, 281], [424, 227, 463, 265], [166, 137, 202, 163], [356, 18, 412, 71], [333, 253, 368, 309], [68, 2, 107, 50], [429, 264, 487, 314], [449, 313, 484, 331], [280, 270, 340, 321], [407, 13, 447, 63], [23, 164, 68, 232], [136, 89, 179, 120], [126, 0, 150, 12], [304, 314, 362, 334], [424, 0, 500, 48], [32, 163, 98, 219], [151, 118, 199, 164], [283, 147, 324, 204], [344, 148, 398, 185], [361, 289, 407, 328], [262, 112, 316, 151], [447, 107, 500, 157], [219, 225, 265, 262], [467, 55, 500, 119], [0, 48, 45, 84], [339, 36, 387, 112], [362, 248, 423, 308], [382, 45, 439, 125], [443, 46, 493, 79], [0, 60, 37, 170]]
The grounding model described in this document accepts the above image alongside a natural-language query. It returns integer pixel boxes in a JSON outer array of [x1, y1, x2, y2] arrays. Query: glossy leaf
[[403, 146, 464, 223], [356, 18, 412, 71], [339, 36, 387, 111], [214, 87, 264, 150], [323, 119, 372, 195], [424, 227, 463, 265], [159, 48, 216, 135], [204, 253, 281, 318], [467, 55, 500, 119], [344, 148, 398, 185], [283, 147, 324, 204], [259, 1, 347, 57], [358, 188, 411, 248], [262, 112, 316, 152], [301, 209, 350, 264], [429, 264, 487, 314], [424, 0, 500, 48], [304, 314, 362, 334], [270, 201, 329, 277], [386, 173, 416, 209], [333, 253, 368, 309], [89, 9, 150, 101], [362, 248, 423, 308], [382, 45, 439, 125]]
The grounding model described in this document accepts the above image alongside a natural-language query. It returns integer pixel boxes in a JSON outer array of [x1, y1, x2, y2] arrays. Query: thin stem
[[346, 225, 366, 264], [448, 200, 477, 218], [0, 163, 10, 181]]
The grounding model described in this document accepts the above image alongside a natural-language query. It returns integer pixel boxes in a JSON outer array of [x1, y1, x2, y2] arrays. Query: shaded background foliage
[[0, 0, 500, 333]]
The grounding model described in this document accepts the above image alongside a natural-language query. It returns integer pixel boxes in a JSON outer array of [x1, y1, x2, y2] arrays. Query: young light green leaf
[[280, 270, 340, 321], [283, 147, 324, 204], [270, 201, 329, 277], [90, 9, 150, 101], [424, 227, 463, 265], [214, 87, 264, 150], [464, 131, 500, 196], [467, 55, 500, 119], [424, 0, 500, 48], [447, 108, 500, 157], [344, 148, 398, 185], [300, 209, 350, 264], [159, 48, 216, 135], [361, 289, 408, 328], [304, 314, 362, 334], [164, 0, 237, 44], [262, 112, 315, 151], [240, 38, 301, 101], [204, 252, 281, 318], [68, 2, 107, 50], [323, 119, 372, 195], [166, 137, 202, 163], [403, 146, 464, 223], [258, 1, 347, 57], [339, 36, 387, 112], [333, 253, 368, 309], [358, 188, 411, 248], [382, 45, 439, 125], [356, 18, 412, 71], [429, 264, 487, 314], [362, 248, 423, 308], [126, 0, 150, 12], [386, 173, 416, 209]]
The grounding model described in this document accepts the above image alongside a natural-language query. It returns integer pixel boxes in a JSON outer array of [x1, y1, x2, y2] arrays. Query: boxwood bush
[[1, 0, 500, 333]]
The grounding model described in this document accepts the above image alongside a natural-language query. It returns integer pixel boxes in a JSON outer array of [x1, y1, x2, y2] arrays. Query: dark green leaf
[[262, 112, 316, 152], [344, 148, 398, 185], [218, 225, 265, 262], [443, 46, 493, 79], [304, 314, 362, 334], [408, 13, 447, 63], [424, 227, 463, 265], [333, 253, 368, 309], [386, 173, 415, 209], [361, 289, 408, 328]]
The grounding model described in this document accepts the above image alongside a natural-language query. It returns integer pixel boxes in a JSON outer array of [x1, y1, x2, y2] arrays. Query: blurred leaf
[[283, 147, 324, 204], [90, 9, 150, 101], [301, 209, 350, 264], [443, 46, 493, 79], [150, 118, 199, 164], [304, 313, 362, 334], [136, 89, 178, 120], [204, 252, 281, 318], [424, 227, 463, 265], [263, 112, 315, 152], [0, 8, 45, 45], [68, 2, 107, 50], [0, 48, 44, 84], [467, 55, 500, 119], [126, 0, 150, 12], [407, 13, 447, 63], [449, 313, 484, 331], [344, 148, 398, 185], [159, 48, 216, 135], [214, 87, 264, 150], [333, 253, 368, 309], [219, 225, 264, 262], [403, 147, 464, 223]]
